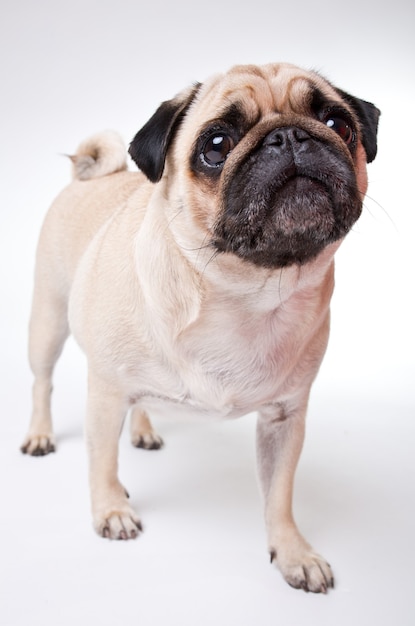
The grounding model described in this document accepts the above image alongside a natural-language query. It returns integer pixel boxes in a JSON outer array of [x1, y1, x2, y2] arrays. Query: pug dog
[[21, 63, 380, 593]]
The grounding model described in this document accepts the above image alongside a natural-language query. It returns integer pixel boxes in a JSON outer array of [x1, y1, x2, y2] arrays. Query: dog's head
[[129, 63, 380, 268]]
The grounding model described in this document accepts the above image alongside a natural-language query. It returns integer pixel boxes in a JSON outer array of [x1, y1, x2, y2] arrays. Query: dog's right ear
[[129, 83, 201, 183]]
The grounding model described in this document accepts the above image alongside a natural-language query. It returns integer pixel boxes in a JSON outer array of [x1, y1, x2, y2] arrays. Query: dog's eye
[[324, 115, 354, 145], [201, 133, 235, 167]]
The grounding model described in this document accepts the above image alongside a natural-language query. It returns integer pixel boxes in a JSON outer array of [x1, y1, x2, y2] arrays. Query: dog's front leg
[[86, 373, 142, 540], [257, 400, 334, 593]]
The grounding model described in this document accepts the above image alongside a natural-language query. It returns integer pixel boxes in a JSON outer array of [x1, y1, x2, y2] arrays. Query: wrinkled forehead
[[193, 63, 341, 122]]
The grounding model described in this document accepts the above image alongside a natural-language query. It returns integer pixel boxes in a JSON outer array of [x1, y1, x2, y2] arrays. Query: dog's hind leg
[[21, 267, 69, 456], [130, 407, 164, 450]]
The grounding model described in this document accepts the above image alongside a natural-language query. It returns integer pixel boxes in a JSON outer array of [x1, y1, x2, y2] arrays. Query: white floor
[[1, 340, 414, 626], [1, 1, 414, 624]]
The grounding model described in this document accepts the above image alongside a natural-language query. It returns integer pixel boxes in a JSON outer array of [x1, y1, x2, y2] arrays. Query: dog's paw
[[270, 535, 334, 593], [21, 433, 56, 456], [130, 409, 164, 450], [94, 503, 143, 540], [131, 431, 164, 450]]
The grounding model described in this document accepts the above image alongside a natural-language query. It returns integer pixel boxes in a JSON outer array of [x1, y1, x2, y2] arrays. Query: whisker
[[196, 248, 220, 286], [159, 205, 218, 282], [362, 192, 397, 231], [277, 267, 289, 312], [162, 205, 213, 253], [180, 240, 212, 253]]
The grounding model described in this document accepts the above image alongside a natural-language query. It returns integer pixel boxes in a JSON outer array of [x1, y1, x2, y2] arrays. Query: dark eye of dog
[[323, 114, 354, 145], [201, 132, 235, 167]]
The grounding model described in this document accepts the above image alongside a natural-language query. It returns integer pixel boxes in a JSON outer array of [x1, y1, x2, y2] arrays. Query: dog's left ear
[[129, 83, 201, 183], [336, 89, 381, 163]]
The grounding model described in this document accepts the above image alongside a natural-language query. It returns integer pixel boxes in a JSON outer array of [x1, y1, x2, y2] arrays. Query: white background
[[1, 1, 414, 624]]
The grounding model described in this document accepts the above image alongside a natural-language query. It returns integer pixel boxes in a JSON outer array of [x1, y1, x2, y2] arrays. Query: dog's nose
[[263, 127, 310, 147]]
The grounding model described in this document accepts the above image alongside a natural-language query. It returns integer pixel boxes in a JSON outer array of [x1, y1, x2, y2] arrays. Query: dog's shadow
[[121, 414, 262, 523]]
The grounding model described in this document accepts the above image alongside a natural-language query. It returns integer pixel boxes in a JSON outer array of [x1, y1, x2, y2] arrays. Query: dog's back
[[34, 132, 141, 290]]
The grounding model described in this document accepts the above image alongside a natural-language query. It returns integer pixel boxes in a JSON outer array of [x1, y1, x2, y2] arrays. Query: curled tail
[[69, 130, 127, 181]]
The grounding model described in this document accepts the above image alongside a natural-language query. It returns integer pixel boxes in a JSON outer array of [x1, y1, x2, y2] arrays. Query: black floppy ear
[[128, 83, 201, 183], [336, 89, 381, 163]]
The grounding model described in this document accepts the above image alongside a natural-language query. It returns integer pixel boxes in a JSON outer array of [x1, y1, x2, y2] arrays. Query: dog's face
[[129, 63, 379, 269]]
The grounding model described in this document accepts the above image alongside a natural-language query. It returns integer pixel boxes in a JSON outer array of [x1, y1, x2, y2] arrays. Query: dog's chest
[[129, 306, 303, 419]]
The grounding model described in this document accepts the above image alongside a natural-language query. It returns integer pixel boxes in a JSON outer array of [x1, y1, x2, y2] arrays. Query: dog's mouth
[[211, 127, 362, 268]]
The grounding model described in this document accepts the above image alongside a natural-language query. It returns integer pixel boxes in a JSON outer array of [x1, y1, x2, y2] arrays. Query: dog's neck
[[136, 184, 339, 323]]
